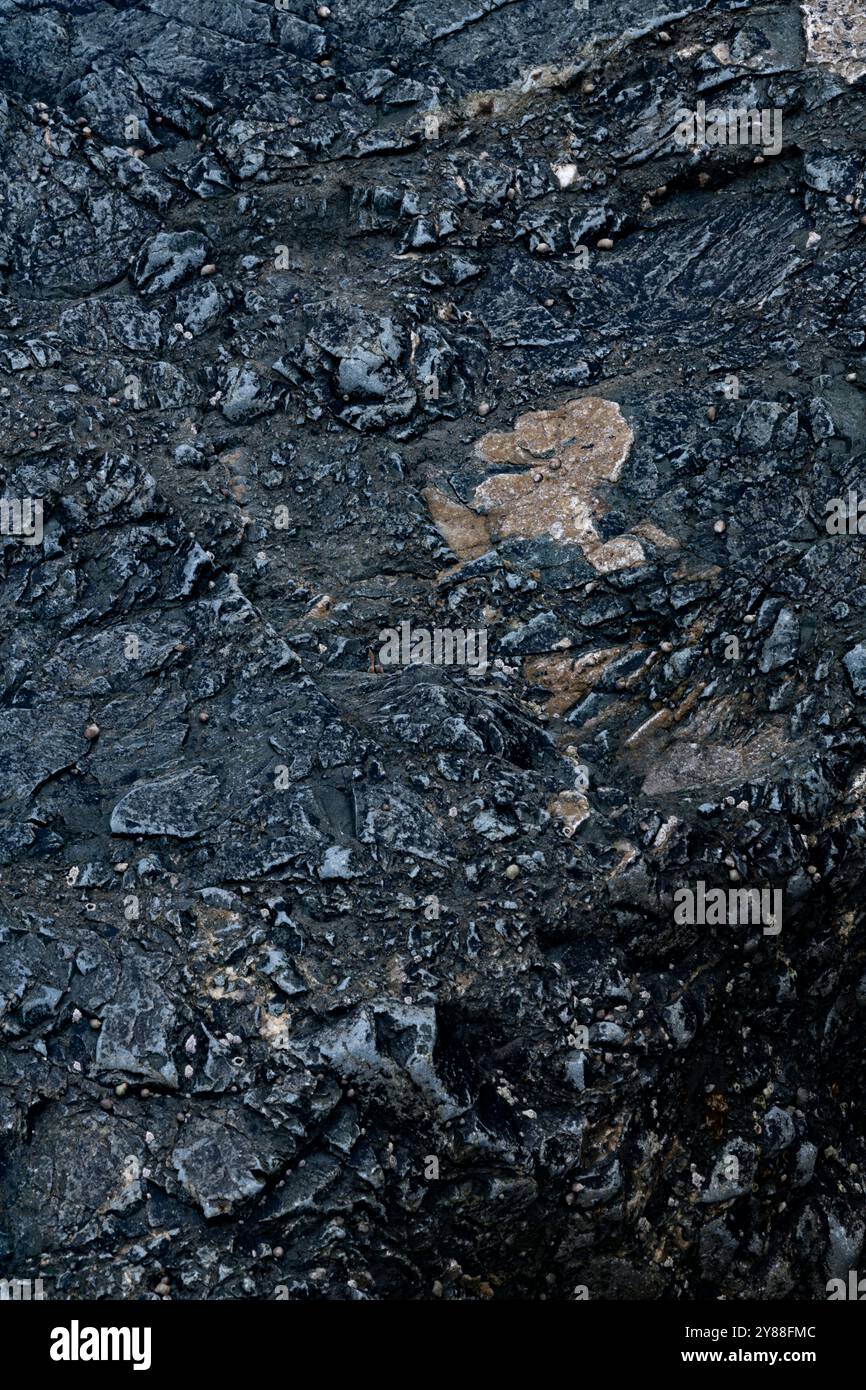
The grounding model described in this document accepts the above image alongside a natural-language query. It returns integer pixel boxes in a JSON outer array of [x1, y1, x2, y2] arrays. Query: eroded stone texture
[[1, 0, 865, 1314], [635, 702, 813, 798]]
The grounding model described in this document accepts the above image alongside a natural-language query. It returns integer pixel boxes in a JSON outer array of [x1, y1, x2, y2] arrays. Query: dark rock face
[[0, 0, 865, 1303]]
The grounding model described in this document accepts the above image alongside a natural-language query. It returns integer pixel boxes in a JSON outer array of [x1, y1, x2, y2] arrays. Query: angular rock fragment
[[110, 771, 221, 838], [96, 961, 179, 1088], [134, 231, 210, 296], [171, 1116, 279, 1219]]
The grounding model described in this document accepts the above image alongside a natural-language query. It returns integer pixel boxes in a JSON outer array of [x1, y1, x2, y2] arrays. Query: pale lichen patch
[[259, 1010, 291, 1050]]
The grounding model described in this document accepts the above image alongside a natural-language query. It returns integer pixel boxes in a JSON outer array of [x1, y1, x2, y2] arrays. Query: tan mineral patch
[[672, 561, 721, 585], [608, 840, 641, 877], [624, 707, 675, 748], [670, 682, 707, 725], [548, 790, 590, 836], [305, 593, 336, 620], [259, 1010, 291, 1050], [423, 484, 491, 562], [427, 398, 647, 574], [632, 520, 680, 550], [650, 816, 683, 855], [525, 645, 648, 716], [802, 0, 866, 82], [474, 398, 638, 565], [525, 647, 621, 715]]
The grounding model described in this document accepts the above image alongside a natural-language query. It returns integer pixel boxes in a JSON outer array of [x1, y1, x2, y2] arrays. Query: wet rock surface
[[0, 0, 865, 1302]]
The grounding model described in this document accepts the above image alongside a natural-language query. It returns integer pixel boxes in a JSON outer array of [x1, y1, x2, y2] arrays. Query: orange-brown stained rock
[[475, 398, 642, 570], [426, 397, 648, 574], [802, 0, 866, 83]]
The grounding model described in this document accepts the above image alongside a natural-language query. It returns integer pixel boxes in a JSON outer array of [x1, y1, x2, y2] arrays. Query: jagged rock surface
[[1, 0, 865, 1302]]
